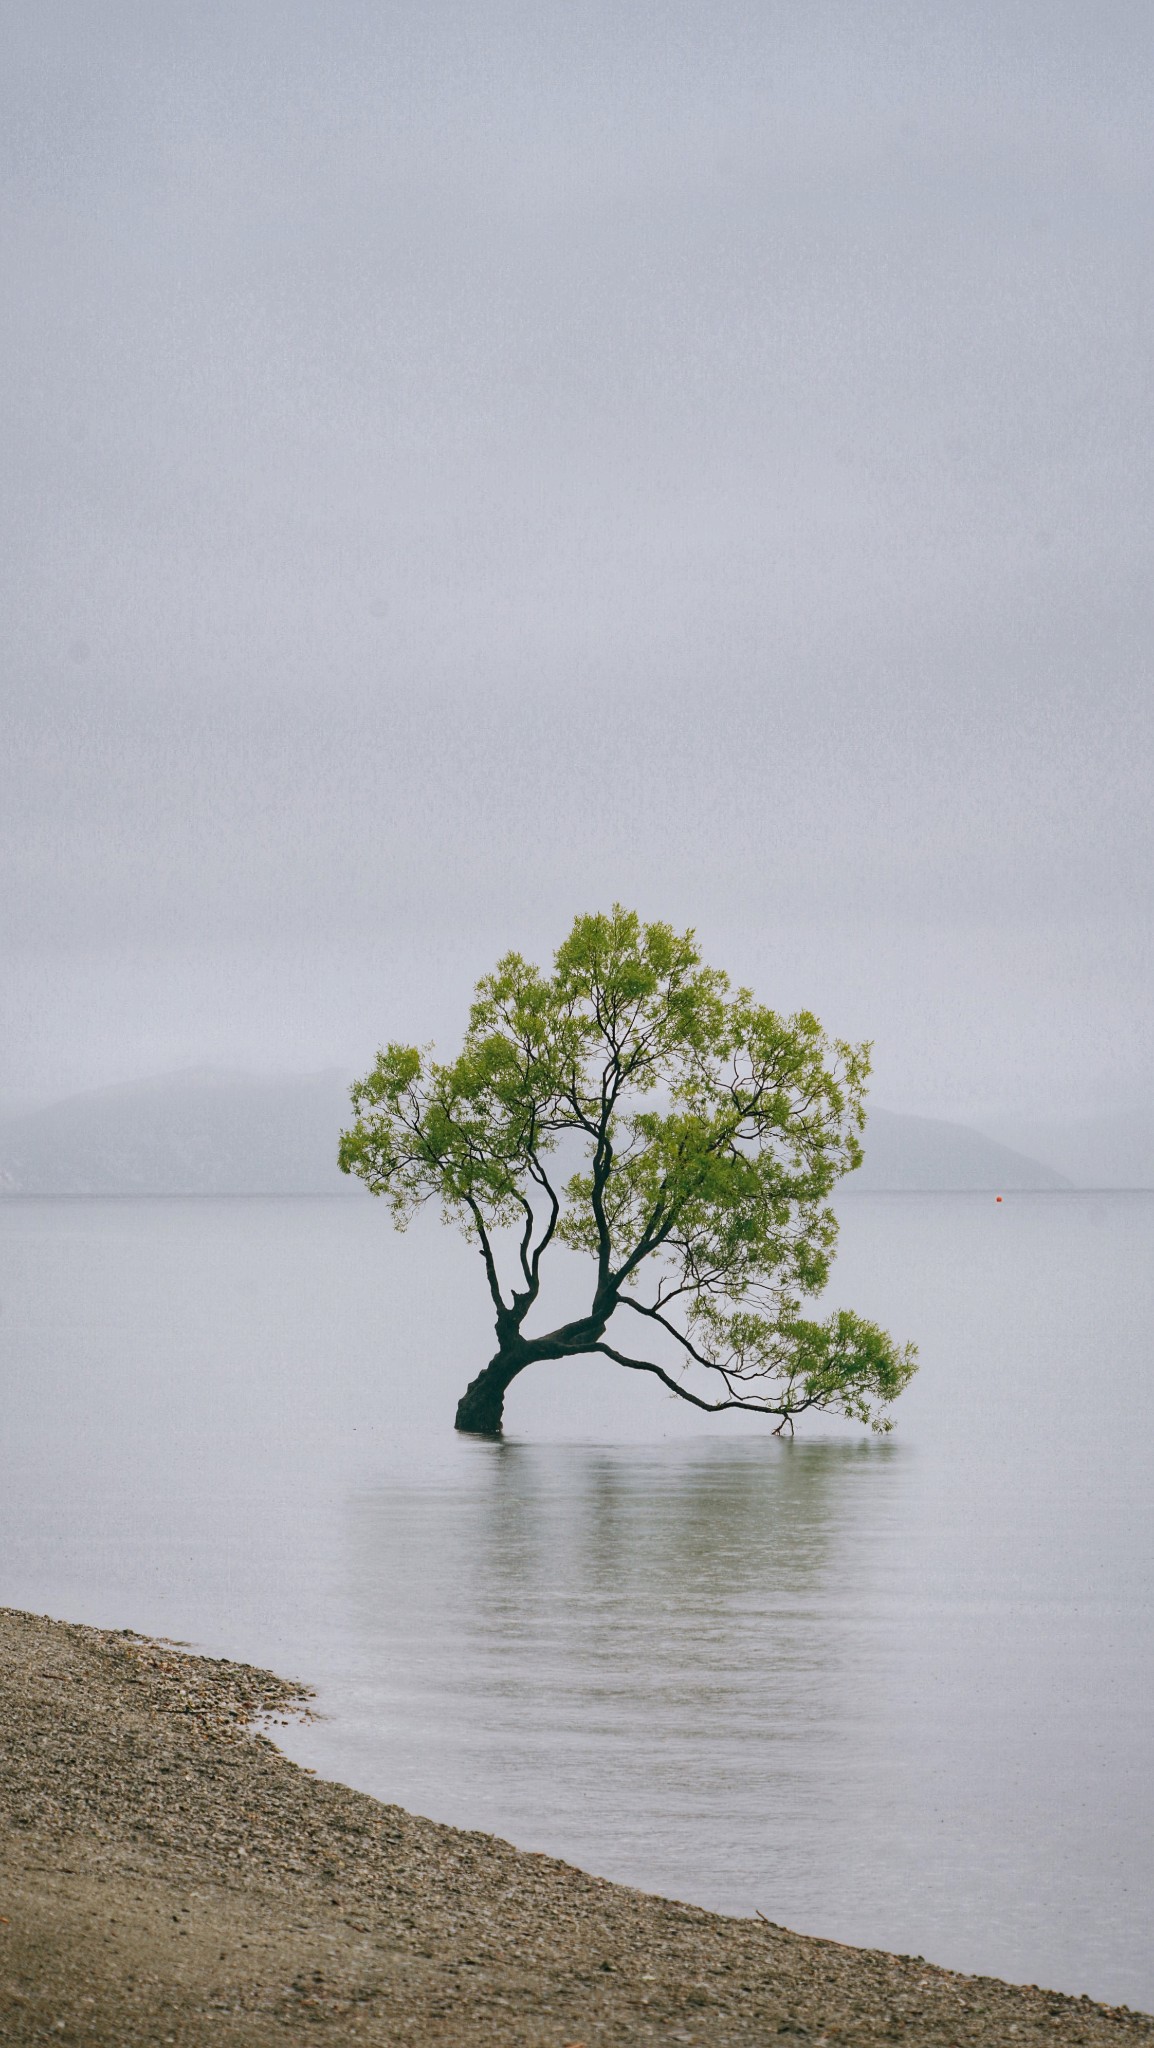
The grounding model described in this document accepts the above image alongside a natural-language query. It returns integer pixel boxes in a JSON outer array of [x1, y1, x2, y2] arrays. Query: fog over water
[[2, 1193, 1152, 2009], [3, 4, 1152, 1122]]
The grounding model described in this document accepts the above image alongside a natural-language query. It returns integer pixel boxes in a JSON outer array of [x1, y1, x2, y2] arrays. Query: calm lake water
[[1, 1193, 1152, 2011]]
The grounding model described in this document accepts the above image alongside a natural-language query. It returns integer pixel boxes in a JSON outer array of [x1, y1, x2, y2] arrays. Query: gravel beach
[[1, 1606, 1149, 2047]]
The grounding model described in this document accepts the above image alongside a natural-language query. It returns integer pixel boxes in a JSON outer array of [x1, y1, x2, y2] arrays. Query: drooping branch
[[591, 1343, 813, 1420]]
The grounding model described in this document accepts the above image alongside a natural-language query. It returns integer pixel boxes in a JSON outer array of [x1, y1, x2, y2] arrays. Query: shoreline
[[1, 1606, 1149, 2046]]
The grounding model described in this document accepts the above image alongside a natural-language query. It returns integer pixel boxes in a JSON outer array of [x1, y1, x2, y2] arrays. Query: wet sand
[[1, 1605, 1149, 2046]]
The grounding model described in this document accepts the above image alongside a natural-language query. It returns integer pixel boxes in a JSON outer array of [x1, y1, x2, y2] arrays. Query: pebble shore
[[1, 1605, 1150, 2047]]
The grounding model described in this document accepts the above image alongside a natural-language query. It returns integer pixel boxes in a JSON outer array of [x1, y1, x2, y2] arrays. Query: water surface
[[1, 1193, 1151, 2009]]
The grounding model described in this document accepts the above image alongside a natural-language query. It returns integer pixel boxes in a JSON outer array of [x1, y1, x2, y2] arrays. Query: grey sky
[[3, 3, 1152, 1119]]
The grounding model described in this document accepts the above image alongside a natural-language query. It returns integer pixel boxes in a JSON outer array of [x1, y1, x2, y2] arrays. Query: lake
[[1, 1192, 1151, 2011]]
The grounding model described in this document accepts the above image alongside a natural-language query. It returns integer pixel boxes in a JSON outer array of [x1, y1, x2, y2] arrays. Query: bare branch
[[462, 1194, 510, 1316], [615, 1293, 720, 1369], [591, 1343, 803, 1419], [525, 1151, 562, 1285]]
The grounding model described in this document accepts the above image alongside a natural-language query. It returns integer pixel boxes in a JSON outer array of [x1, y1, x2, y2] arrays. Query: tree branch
[[525, 1151, 561, 1285], [513, 1191, 537, 1290], [591, 1343, 808, 1419], [615, 1293, 720, 1369], [462, 1194, 509, 1315]]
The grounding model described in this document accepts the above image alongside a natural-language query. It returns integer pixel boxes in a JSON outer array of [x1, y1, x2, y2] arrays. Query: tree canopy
[[339, 907, 916, 1435]]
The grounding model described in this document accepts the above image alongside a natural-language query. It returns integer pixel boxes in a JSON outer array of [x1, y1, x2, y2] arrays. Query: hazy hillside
[[979, 1111, 1154, 1190], [0, 1071, 1075, 1195], [0, 1069, 362, 1195], [849, 1108, 1070, 1190]]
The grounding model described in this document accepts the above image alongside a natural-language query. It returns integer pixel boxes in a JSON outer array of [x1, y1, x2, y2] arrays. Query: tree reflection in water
[[342, 1437, 900, 1905]]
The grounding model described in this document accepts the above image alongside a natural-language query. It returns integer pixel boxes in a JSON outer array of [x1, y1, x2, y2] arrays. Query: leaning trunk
[[454, 1345, 530, 1436]]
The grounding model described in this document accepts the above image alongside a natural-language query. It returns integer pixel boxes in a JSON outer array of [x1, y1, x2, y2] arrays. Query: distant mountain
[[0, 1073, 1083, 1196], [848, 1108, 1071, 1191], [0, 1069, 363, 1195], [978, 1111, 1154, 1190]]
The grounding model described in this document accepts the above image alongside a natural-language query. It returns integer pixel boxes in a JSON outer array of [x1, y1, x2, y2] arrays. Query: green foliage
[[340, 907, 916, 1432]]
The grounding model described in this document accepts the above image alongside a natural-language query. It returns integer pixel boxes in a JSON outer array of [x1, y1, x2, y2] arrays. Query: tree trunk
[[454, 1346, 530, 1436]]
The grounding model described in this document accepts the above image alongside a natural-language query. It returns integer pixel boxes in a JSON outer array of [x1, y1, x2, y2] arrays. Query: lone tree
[[339, 908, 916, 1436]]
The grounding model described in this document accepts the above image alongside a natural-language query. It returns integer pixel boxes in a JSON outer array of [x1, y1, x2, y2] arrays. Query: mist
[[4, 3, 1151, 1123]]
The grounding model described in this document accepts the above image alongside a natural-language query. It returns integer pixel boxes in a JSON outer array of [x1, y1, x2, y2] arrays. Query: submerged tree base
[[454, 1392, 504, 1436], [454, 1354, 524, 1435]]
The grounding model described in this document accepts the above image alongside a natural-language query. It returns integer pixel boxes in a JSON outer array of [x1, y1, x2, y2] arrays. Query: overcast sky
[[3, 3, 1152, 1121]]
